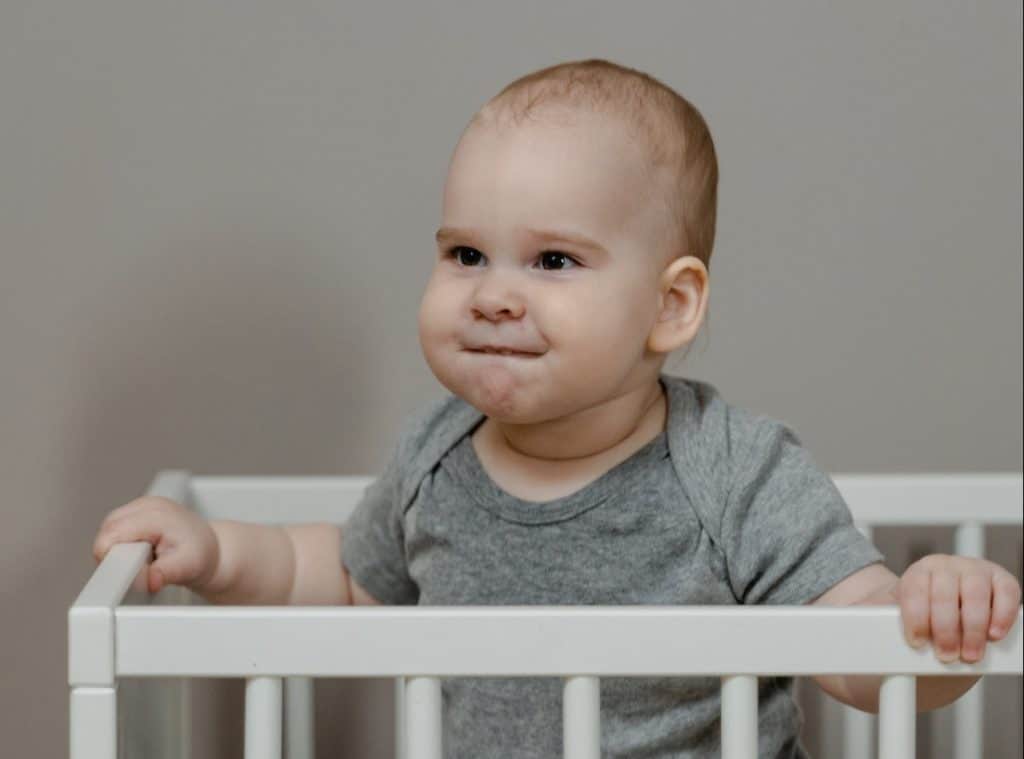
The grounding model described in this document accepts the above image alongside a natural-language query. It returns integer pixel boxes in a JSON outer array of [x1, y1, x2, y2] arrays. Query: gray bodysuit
[[341, 374, 883, 758]]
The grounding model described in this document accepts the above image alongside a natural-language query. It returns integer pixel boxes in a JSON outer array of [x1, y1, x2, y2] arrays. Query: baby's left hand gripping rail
[[68, 470, 192, 759]]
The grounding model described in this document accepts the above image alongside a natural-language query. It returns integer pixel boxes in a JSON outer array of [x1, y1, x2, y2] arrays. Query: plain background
[[1, 2, 1021, 757]]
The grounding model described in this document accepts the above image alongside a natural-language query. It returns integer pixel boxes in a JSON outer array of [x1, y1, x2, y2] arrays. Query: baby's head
[[418, 59, 718, 424]]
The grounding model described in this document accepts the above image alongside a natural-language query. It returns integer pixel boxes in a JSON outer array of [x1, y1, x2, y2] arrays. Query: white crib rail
[[70, 603, 1024, 758], [69, 471, 1023, 759]]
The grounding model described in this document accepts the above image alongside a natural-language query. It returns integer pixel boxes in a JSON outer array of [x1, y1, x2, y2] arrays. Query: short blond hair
[[471, 58, 719, 268]]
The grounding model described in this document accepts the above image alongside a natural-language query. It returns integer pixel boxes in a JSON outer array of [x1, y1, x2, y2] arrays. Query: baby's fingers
[[929, 570, 962, 662], [898, 565, 932, 648], [99, 496, 177, 532], [92, 514, 162, 563], [99, 499, 149, 528], [989, 569, 1022, 640], [958, 571, 993, 663]]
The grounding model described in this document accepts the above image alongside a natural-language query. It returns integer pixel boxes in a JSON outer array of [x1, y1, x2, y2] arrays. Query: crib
[[69, 471, 1023, 759]]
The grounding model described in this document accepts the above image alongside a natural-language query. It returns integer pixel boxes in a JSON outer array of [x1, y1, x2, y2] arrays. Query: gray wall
[[1, 2, 1020, 757]]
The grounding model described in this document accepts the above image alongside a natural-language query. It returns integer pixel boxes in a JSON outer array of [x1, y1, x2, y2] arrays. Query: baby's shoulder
[[663, 376, 808, 534], [664, 375, 798, 473]]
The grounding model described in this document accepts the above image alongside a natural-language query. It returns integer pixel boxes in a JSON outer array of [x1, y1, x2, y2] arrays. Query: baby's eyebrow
[[435, 226, 607, 255], [434, 226, 467, 245], [527, 228, 607, 255]]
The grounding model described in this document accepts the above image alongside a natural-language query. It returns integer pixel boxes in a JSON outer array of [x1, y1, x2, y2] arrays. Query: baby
[[93, 59, 1021, 757]]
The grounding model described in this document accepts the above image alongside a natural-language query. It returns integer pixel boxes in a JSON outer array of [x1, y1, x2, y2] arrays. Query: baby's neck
[[481, 378, 666, 463]]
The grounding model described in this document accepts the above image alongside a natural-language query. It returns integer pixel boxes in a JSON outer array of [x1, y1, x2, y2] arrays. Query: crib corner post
[[70, 538, 152, 759], [69, 579, 120, 759], [68, 602, 119, 759], [70, 685, 119, 759]]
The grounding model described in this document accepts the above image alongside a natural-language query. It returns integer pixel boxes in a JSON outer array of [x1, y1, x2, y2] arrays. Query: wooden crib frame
[[69, 472, 1023, 759]]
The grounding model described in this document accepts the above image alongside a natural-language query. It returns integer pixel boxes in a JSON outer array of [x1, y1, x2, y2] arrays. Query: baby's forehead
[[450, 111, 673, 235], [457, 110, 663, 198], [477, 118, 671, 225]]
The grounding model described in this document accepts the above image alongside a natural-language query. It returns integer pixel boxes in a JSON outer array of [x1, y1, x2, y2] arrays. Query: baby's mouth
[[465, 345, 545, 358]]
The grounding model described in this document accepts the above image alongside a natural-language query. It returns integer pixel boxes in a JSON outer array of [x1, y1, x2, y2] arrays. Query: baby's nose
[[471, 274, 525, 321]]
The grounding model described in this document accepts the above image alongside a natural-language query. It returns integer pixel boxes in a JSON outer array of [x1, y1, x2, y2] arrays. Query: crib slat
[[285, 677, 315, 759], [843, 524, 876, 759], [405, 676, 442, 759], [843, 706, 874, 759], [246, 677, 283, 759], [953, 523, 985, 759], [395, 677, 407, 759], [563, 676, 600, 759], [721, 675, 758, 758], [953, 675, 983, 759], [878, 675, 915, 759]]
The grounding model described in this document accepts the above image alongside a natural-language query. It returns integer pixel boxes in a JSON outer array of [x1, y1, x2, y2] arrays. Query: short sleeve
[[721, 420, 884, 605], [340, 437, 419, 605]]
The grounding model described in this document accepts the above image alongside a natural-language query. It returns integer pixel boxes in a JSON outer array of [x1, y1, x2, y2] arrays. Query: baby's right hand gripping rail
[[69, 472, 1023, 759]]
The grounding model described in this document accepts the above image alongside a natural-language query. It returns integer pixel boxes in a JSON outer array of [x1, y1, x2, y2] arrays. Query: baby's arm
[[93, 496, 382, 606], [809, 558, 1022, 712], [209, 520, 382, 605]]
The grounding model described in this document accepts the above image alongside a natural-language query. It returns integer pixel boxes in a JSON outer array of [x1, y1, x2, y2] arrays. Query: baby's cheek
[[418, 284, 460, 349], [417, 282, 446, 336], [570, 299, 646, 355]]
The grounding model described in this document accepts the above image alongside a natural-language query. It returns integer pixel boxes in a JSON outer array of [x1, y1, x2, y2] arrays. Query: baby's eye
[[448, 246, 485, 267], [537, 251, 578, 271]]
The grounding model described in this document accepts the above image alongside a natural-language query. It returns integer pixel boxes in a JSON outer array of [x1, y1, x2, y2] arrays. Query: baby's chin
[[431, 358, 556, 424]]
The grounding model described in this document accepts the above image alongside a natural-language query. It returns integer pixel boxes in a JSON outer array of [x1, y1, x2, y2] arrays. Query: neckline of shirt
[[442, 378, 674, 526]]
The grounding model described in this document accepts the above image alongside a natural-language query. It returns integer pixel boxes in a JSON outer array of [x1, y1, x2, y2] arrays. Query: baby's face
[[418, 112, 672, 424]]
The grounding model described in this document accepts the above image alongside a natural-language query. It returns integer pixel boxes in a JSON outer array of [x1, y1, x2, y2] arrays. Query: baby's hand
[[92, 496, 220, 594], [895, 554, 1022, 663]]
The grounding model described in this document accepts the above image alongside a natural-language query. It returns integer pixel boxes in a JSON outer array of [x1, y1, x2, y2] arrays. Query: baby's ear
[[646, 255, 709, 354]]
